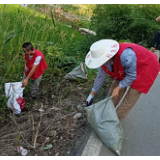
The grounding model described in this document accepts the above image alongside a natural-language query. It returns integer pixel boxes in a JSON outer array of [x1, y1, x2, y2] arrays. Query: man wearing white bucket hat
[[85, 39, 159, 121]]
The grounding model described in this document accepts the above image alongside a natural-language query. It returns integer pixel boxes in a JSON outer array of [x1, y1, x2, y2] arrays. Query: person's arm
[[156, 16, 160, 22], [25, 60, 29, 72], [22, 56, 42, 87], [86, 63, 109, 106], [112, 48, 137, 98], [151, 31, 160, 53], [119, 48, 137, 88], [150, 47, 156, 53], [88, 67, 107, 98], [90, 60, 114, 95], [22, 65, 38, 87]]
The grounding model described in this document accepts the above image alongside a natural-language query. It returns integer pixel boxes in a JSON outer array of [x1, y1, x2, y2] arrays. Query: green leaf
[[3, 30, 24, 46], [118, 39, 127, 43], [51, 11, 56, 27], [63, 108, 70, 111], [42, 90, 47, 94], [44, 15, 48, 22], [15, 136, 19, 140], [78, 78, 81, 83]]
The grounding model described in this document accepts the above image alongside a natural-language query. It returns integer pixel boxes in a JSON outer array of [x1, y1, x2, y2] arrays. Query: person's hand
[[22, 79, 28, 88], [25, 66, 29, 73], [112, 86, 121, 98], [156, 16, 160, 22], [86, 93, 94, 107], [150, 47, 156, 53]]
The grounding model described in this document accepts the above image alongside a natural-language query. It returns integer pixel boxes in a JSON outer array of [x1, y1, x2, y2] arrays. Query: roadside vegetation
[[0, 4, 89, 119], [1, 4, 160, 156], [82, 4, 160, 49], [1, 4, 160, 118]]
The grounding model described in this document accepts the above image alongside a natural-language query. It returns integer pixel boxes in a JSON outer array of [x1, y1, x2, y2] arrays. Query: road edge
[[81, 131, 103, 156]]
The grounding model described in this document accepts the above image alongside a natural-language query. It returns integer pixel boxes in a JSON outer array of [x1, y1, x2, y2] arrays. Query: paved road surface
[[82, 74, 160, 156]]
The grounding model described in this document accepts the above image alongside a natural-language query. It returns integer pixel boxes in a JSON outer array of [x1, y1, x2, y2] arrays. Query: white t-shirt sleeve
[[34, 56, 42, 65]]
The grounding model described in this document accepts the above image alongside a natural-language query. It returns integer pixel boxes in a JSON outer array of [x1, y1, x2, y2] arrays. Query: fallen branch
[[33, 103, 44, 149], [31, 114, 35, 145], [21, 133, 34, 149], [12, 110, 21, 147]]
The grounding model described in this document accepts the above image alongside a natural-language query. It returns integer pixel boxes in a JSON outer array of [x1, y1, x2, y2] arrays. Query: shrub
[[88, 4, 160, 48]]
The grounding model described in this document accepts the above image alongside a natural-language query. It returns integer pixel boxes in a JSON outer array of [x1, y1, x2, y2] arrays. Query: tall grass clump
[[0, 4, 83, 80]]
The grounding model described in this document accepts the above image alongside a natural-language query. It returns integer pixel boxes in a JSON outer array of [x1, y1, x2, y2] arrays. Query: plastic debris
[[16, 146, 28, 156], [73, 113, 82, 119], [43, 144, 53, 150], [38, 109, 44, 112], [77, 104, 83, 110]]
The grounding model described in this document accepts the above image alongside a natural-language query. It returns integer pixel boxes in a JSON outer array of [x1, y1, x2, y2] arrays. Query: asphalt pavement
[[81, 73, 160, 156]]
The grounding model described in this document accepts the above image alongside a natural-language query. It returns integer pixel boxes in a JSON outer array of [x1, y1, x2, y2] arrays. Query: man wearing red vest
[[22, 42, 47, 99], [85, 39, 159, 121]]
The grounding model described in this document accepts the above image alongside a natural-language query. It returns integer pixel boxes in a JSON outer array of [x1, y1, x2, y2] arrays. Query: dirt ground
[[0, 6, 110, 156], [0, 76, 112, 156]]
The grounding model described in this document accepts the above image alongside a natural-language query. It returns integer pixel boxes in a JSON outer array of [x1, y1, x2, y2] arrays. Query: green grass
[[2, 4, 159, 117], [62, 4, 96, 17], [0, 4, 85, 116], [27, 4, 96, 29], [62, 4, 96, 28], [0, 4, 84, 81]]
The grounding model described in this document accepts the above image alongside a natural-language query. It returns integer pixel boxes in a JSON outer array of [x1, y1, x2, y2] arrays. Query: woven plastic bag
[[64, 62, 88, 80], [85, 96, 125, 156]]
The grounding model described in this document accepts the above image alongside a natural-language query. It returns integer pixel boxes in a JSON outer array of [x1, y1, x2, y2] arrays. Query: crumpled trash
[[38, 109, 44, 112], [43, 144, 53, 150], [77, 104, 83, 111], [73, 113, 82, 119]]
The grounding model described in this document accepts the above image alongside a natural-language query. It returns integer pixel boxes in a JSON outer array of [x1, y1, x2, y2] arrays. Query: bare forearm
[[150, 47, 155, 53], [156, 16, 160, 22], [26, 68, 36, 80], [25, 60, 27, 67]]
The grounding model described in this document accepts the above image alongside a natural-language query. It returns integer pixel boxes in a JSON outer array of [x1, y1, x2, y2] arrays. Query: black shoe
[[15, 114, 21, 117], [30, 96, 36, 100]]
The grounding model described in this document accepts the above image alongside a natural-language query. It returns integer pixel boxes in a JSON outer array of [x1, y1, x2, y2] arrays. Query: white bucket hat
[[85, 39, 119, 69]]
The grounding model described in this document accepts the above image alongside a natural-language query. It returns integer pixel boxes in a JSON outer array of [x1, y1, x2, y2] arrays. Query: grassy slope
[[0, 4, 86, 117], [27, 4, 96, 28], [0, 4, 84, 81]]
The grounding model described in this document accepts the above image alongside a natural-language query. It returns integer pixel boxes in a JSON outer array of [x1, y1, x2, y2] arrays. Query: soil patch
[[0, 77, 112, 156]]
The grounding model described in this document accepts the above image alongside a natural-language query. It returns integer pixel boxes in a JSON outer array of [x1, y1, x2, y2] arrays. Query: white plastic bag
[[5, 82, 26, 114]]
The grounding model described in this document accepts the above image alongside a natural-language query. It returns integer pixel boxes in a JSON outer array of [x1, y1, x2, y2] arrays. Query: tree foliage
[[89, 4, 160, 47]]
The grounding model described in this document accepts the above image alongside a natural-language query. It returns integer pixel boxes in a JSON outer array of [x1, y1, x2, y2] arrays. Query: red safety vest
[[102, 43, 159, 94], [25, 49, 47, 79]]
